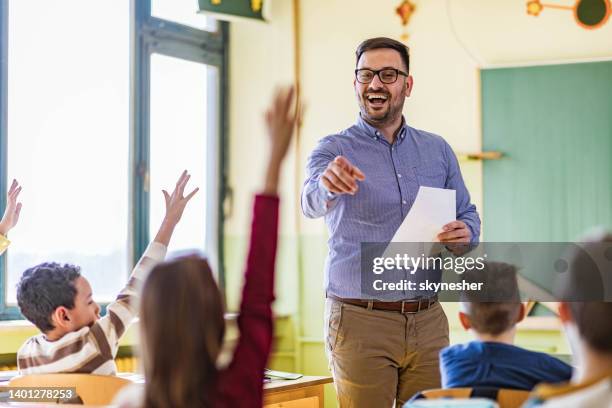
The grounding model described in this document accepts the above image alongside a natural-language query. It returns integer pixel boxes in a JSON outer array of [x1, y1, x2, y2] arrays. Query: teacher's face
[[354, 48, 413, 127]]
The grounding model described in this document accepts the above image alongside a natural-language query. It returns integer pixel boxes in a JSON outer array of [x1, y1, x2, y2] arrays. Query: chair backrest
[[405, 398, 498, 407], [496, 389, 531, 408], [412, 387, 530, 408], [421, 388, 473, 399], [9, 373, 132, 405]]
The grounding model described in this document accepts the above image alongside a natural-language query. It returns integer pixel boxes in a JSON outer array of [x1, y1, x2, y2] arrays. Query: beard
[[358, 92, 404, 127]]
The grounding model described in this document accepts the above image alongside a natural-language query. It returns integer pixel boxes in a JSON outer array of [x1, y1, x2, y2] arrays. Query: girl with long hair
[[115, 86, 299, 407]]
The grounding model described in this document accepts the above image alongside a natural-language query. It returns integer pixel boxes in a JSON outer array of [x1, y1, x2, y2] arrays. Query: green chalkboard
[[482, 61, 612, 242]]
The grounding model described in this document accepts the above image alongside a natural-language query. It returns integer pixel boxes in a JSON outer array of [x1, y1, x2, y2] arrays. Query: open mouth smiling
[[366, 93, 389, 107]]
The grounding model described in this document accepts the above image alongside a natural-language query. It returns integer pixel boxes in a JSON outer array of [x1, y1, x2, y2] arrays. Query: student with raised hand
[[113, 86, 299, 408], [0, 179, 23, 255], [16, 171, 198, 375]]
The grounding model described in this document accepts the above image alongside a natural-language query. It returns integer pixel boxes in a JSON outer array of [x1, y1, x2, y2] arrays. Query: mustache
[[363, 89, 390, 98]]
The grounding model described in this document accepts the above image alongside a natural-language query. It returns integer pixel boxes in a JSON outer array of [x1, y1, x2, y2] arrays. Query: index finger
[[177, 173, 191, 197], [334, 156, 352, 170], [8, 179, 17, 195], [351, 166, 366, 181], [334, 156, 366, 180], [10, 186, 22, 201], [281, 85, 296, 118], [175, 170, 188, 187]]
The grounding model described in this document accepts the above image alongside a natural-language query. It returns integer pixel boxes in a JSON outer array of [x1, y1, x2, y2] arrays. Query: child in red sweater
[[114, 86, 300, 408]]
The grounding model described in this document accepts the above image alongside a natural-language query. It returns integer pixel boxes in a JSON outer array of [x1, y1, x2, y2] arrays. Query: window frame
[[0, 0, 228, 320]]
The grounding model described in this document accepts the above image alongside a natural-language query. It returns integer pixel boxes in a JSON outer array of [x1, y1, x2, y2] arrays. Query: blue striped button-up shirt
[[301, 116, 481, 300]]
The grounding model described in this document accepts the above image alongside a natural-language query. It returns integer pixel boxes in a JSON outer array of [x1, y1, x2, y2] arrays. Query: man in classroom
[[301, 37, 481, 407]]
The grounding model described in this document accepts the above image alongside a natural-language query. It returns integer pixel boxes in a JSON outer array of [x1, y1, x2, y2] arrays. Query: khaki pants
[[324, 298, 449, 408]]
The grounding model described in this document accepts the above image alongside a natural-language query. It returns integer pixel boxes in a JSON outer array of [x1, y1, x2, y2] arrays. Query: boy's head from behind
[[17, 263, 101, 336], [459, 262, 525, 338], [557, 230, 612, 358]]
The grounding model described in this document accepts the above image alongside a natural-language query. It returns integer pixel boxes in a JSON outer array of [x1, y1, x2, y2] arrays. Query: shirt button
[[402, 200, 407, 205], [374, 136, 378, 140], [397, 173, 402, 178]]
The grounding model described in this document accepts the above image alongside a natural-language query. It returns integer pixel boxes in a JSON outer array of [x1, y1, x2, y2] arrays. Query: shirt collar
[[356, 114, 408, 143]]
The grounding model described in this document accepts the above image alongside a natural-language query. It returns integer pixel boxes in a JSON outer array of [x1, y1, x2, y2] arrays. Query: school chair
[[406, 387, 530, 408], [9, 373, 131, 405]]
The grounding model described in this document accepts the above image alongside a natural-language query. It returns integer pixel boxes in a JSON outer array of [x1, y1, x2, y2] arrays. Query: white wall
[[225, 0, 612, 311]]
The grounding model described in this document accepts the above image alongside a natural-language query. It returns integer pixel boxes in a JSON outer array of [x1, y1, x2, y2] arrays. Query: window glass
[[6, 0, 129, 303]]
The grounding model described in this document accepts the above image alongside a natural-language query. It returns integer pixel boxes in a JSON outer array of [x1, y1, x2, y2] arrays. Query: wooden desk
[[1, 374, 333, 408], [0, 404, 102, 407], [263, 376, 333, 408]]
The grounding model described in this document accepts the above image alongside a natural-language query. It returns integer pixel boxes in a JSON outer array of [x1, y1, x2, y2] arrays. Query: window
[[4, 0, 129, 306], [149, 54, 217, 254], [0, 0, 227, 319]]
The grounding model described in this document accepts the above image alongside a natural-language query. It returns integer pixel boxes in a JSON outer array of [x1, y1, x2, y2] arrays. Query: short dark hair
[[561, 230, 612, 353], [461, 262, 522, 336], [355, 37, 410, 73], [16, 263, 81, 332]]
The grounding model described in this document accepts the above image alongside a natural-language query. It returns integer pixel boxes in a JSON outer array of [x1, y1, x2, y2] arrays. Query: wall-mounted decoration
[[198, 0, 268, 22], [526, 0, 611, 29], [396, 0, 416, 41]]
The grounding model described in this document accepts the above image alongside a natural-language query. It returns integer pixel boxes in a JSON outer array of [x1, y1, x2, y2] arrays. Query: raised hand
[[263, 85, 302, 194], [0, 179, 23, 236], [321, 156, 366, 196], [266, 86, 301, 163], [162, 170, 199, 227], [154, 171, 199, 246]]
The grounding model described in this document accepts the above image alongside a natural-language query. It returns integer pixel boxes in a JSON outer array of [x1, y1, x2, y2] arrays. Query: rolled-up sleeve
[[444, 142, 481, 242], [301, 137, 341, 219]]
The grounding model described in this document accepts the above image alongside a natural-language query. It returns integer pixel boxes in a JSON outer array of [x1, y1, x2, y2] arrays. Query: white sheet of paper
[[390, 186, 456, 242]]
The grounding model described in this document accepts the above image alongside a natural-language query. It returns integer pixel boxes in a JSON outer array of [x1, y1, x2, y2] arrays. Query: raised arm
[[153, 170, 199, 246], [0, 179, 23, 255], [98, 171, 198, 351], [218, 86, 299, 403]]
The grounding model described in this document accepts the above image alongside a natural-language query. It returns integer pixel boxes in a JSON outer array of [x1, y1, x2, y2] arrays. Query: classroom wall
[[224, 0, 612, 405]]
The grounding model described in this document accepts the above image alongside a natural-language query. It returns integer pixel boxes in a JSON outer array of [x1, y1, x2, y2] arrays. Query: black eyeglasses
[[355, 68, 408, 84]]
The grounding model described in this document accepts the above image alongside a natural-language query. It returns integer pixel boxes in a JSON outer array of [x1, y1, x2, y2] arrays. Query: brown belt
[[328, 294, 438, 314]]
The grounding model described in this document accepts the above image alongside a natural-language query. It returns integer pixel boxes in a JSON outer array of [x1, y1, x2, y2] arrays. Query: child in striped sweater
[[14, 171, 198, 375]]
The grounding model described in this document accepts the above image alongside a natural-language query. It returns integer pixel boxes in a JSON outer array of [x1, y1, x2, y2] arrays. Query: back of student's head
[[557, 230, 612, 354], [461, 262, 522, 336], [16, 263, 81, 332], [140, 256, 225, 408]]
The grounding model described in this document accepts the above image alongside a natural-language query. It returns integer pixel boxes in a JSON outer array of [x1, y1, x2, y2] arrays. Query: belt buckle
[[404, 298, 433, 314], [401, 300, 420, 314]]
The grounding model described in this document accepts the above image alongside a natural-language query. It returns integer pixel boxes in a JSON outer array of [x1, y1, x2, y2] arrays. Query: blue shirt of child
[[440, 341, 572, 391]]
